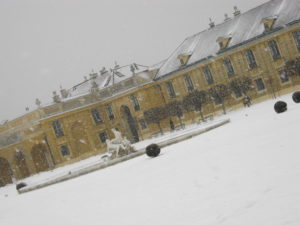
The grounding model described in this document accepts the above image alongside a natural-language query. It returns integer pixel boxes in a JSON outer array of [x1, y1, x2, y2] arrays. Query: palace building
[[1, 0, 300, 187]]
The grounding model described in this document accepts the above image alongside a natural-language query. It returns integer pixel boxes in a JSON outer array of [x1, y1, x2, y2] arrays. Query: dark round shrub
[[146, 144, 161, 157], [292, 91, 300, 103], [274, 101, 287, 113], [16, 182, 27, 191]]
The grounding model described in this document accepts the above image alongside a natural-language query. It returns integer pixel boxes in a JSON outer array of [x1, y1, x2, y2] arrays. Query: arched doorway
[[71, 121, 90, 157], [15, 150, 30, 178], [120, 105, 139, 143], [31, 144, 50, 173], [0, 157, 13, 187]]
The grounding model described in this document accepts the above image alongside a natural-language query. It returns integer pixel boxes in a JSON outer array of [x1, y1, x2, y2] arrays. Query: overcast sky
[[0, 0, 269, 121]]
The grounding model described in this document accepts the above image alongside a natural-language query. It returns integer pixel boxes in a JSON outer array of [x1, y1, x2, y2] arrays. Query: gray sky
[[0, 0, 269, 121]]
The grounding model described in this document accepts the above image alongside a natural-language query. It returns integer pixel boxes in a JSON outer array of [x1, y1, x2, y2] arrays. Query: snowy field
[[1, 93, 300, 225]]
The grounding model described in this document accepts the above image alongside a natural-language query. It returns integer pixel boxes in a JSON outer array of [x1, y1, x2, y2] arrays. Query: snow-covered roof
[[66, 63, 151, 100], [155, 0, 300, 79]]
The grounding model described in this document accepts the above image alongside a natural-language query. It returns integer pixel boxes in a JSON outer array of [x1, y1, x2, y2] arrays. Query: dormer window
[[262, 16, 277, 32], [217, 36, 232, 50], [178, 53, 191, 66], [219, 42, 224, 49]]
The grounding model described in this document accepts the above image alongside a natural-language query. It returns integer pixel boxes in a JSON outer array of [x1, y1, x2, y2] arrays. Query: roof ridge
[[184, 0, 278, 41]]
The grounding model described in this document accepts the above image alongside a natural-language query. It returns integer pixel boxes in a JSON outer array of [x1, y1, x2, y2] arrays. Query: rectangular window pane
[[130, 94, 140, 111], [268, 40, 281, 60], [52, 120, 64, 137], [214, 97, 222, 105], [203, 66, 214, 84], [255, 78, 266, 91], [233, 89, 243, 98], [224, 59, 235, 77], [166, 81, 176, 98], [91, 108, 103, 124], [183, 74, 194, 92], [279, 70, 289, 83], [245, 49, 257, 69], [139, 119, 147, 130], [105, 104, 115, 120], [293, 30, 300, 51], [60, 145, 70, 156], [99, 132, 108, 143]]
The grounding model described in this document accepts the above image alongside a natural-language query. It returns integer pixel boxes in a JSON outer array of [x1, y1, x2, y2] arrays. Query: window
[[262, 17, 277, 32], [217, 36, 231, 50], [245, 49, 257, 69], [224, 58, 235, 77], [130, 94, 140, 111], [180, 58, 185, 65], [264, 23, 270, 31], [268, 40, 281, 60], [203, 66, 214, 84], [255, 78, 266, 91], [219, 42, 224, 49], [183, 74, 194, 92], [293, 30, 300, 51], [178, 54, 191, 66], [91, 108, 103, 124], [99, 131, 108, 143], [105, 104, 114, 120], [279, 70, 289, 83], [233, 89, 243, 98], [52, 120, 64, 137], [139, 119, 147, 130], [166, 81, 176, 98], [60, 145, 70, 156], [214, 97, 222, 105]]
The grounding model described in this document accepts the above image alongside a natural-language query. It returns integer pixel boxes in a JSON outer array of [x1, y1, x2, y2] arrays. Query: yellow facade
[[1, 1, 300, 187]]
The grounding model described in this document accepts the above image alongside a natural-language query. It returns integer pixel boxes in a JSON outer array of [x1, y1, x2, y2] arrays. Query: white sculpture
[[106, 128, 135, 159]]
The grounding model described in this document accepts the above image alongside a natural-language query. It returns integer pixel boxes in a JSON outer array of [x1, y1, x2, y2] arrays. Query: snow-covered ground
[[1, 94, 300, 225]]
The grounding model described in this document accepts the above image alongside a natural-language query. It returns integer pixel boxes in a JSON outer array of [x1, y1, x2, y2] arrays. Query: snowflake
[[79, 139, 86, 144]]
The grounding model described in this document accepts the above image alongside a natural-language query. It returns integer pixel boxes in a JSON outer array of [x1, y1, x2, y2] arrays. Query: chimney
[[233, 6, 241, 17], [209, 18, 215, 28]]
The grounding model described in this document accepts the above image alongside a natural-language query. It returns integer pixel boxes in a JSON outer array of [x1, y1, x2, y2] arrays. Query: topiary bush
[[16, 182, 27, 191], [274, 101, 287, 113], [292, 91, 300, 103], [146, 144, 161, 157]]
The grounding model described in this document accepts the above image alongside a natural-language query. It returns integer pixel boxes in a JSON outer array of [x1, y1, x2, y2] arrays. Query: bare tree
[[182, 90, 209, 122], [165, 101, 184, 128], [284, 57, 300, 79], [144, 106, 168, 135], [229, 76, 253, 96], [208, 84, 231, 114]]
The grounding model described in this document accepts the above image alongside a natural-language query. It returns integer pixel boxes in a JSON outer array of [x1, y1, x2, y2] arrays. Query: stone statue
[[60, 86, 69, 99], [35, 98, 41, 107], [52, 91, 61, 103], [106, 128, 135, 159], [90, 81, 100, 97]]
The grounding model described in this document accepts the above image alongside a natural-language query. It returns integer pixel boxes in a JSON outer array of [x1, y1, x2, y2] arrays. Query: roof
[[155, 0, 300, 79], [65, 63, 151, 100]]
